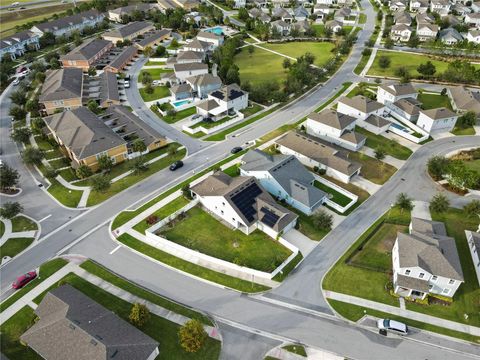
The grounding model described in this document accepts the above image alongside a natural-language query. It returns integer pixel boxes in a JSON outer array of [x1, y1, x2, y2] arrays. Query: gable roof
[[184, 38, 210, 51], [39, 68, 83, 102], [173, 62, 208, 72], [136, 29, 171, 48], [420, 107, 457, 120], [21, 285, 159, 360], [61, 38, 111, 62], [186, 73, 222, 87], [308, 109, 356, 130], [106, 45, 137, 71], [197, 30, 223, 40], [380, 83, 417, 97], [109, 3, 158, 16], [32, 10, 102, 33], [0, 30, 39, 50], [364, 114, 391, 128], [210, 83, 245, 102], [103, 21, 153, 39], [338, 95, 384, 114], [439, 27, 463, 41], [177, 50, 204, 62], [448, 86, 480, 114], [44, 107, 126, 160], [99, 71, 120, 104]]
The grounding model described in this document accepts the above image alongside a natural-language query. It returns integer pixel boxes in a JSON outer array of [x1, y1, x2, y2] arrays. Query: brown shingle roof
[[339, 95, 384, 114], [308, 109, 356, 130], [39, 68, 83, 102], [420, 107, 457, 120], [61, 39, 111, 62]]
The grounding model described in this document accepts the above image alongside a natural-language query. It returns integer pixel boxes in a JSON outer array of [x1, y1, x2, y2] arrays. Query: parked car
[[230, 146, 242, 154], [169, 160, 183, 171], [377, 319, 408, 335], [12, 271, 37, 289], [16, 66, 29, 77], [192, 114, 202, 120], [12, 78, 19, 86], [152, 80, 161, 86], [124, 80, 130, 88]]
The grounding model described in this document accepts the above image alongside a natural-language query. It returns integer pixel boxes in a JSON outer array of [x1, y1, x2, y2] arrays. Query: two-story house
[[240, 149, 327, 215], [467, 29, 480, 44], [0, 30, 40, 60], [102, 21, 155, 43], [60, 38, 113, 71], [185, 73, 222, 99], [31, 10, 104, 37], [439, 28, 463, 45], [196, 31, 224, 49], [417, 23, 439, 41], [306, 109, 366, 151], [39, 68, 84, 115], [447, 86, 480, 118], [465, 230, 480, 287], [465, 13, 480, 28], [430, 0, 451, 16], [409, 0, 428, 13], [392, 217, 464, 299], [337, 95, 385, 120], [377, 83, 417, 105], [390, 24, 412, 42], [173, 62, 208, 81], [196, 83, 248, 120], [417, 107, 458, 134]]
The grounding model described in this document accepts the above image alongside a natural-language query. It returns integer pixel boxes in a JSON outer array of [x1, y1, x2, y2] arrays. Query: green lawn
[[283, 344, 307, 357], [139, 86, 170, 102], [406, 208, 480, 327], [11, 215, 37, 233], [33, 273, 222, 360], [323, 207, 411, 307], [133, 196, 189, 234], [464, 159, 480, 172], [367, 50, 480, 77], [0, 258, 68, 312], [417, 93, 453, 110], [118, 233, 270, 292], [58, 168, 78, 182], [0, 220, 4, 238], [222, 164, 240, 177], [240, 103, 263, 118], [47, 178, 83, 208], [312, 24, 325, 37], [0, 306, 42, 360], [452, 126, 476, 136], [163, 106, 196, 123], [355, 126, 413, 160], [139, 68, 173, 81], [314, 180, 352, 207], [280, 201, 329, 241], [359, 13, 367, 24], [144, 60, 166, 66], [328, 299, 480, 343], [260, 41, 335, 67], [79, 260, 213, 325], [235, 46, 287, 85], [159, 207, 291, 272], [349, 152, 397, 184], [0, 237, 34, 258]]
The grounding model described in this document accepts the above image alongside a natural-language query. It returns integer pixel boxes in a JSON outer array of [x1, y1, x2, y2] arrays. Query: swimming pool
[[390, 122, 410, 133], [205, 27, 224, 36], [172, 99, 191, 108]]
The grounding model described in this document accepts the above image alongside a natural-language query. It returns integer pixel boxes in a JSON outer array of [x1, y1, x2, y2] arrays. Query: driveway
[[283, 229, 318, 256]]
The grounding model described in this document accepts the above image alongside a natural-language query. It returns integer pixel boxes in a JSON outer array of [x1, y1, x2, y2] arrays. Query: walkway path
[[360, 6, 385, 77], [0, 219, 13, 246], [350, 176, 381, 194], [324, 290, 480, 336], [358, 146, 404, 169]]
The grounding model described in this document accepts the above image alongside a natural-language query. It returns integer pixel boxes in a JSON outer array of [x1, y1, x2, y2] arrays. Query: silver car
[[377, 319, 408, 335]]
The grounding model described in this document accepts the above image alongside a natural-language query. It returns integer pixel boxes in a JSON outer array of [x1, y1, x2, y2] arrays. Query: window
[[449, 279, 455, 285], [442, 288, 450, 295], [232, 218, 235, 222], [222, 202, 225, 206], [220, 210, 224, 215], [405, 270, 410, 275], [432, 276, 437, 281], [419, 273, 424, 279]]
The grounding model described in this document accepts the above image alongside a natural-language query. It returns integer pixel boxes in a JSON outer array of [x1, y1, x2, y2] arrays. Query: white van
[[377, 319, 408, 335]]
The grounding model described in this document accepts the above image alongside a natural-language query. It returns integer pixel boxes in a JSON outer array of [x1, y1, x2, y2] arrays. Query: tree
[[21, 147, 44, 165], [49, 57, 60, 70], [384, 37, 394, 49], [143, 46, 154, 58], [155, 45, 166, 57], [90, 175, 111, 193], [374, 147, 386, 161], [248, 45, 254, 56], [225, 64, 240, 85], [457, 111, 476, 128], [9, 105, 27, 121], [10, 90, 27, 106], [11, 127, 32, 144], [395, 193, 414, 213], [429, 193, 449, 213], [446, 161, 480, 190], [0, 164, 20, 191], [76, 165, 93, 179], [417, 61, 436, 77], [464, 200, 480, 217], [0, 202, 23, 219], [130, 157, 149, 174], [312, 209, 333, 231], [178, 319, 207, 353], [407, 34, 419, 48], [129, 303, 150, 328], [25, 99, 40, 113], [141, 72, 153, 86], [378, 55, 391, 69], [132, 139, 147, 153], [282, 58, 291, 70], [87, 67, 97, 76], [427, 156, 450, 180], [97, 155, 114, 172], [87, 100, 101, 114], [144, 83, 154, 94]]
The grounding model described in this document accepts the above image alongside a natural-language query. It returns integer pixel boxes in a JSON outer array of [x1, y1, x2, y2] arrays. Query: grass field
[[235, 46, 287, 85], [367, 50, 480, 77], [349, 152, 397, 184], [260, 41, 335, 67], [139, 85, 170, 102], [11, 215, 37, 232], [159, 207, 292, 272], [163, 106, 196, 123], [0, 220, 4, 238], [0, 237, 34, 258], [314, 180, 352, 207], [355, 126, 412, 160], [417, 92, 453, 110], [139, 68, 173, 81], [464, 159, 480, 172]]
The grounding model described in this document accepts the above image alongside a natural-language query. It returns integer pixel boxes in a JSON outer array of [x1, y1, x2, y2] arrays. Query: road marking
[[109, 245, 122, 255], [38, 214, 52, 223]]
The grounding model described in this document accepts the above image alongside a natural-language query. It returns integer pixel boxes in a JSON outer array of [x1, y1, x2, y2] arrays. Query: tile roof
[[308, 109, 356, 130], [39, 68, 83, 102]]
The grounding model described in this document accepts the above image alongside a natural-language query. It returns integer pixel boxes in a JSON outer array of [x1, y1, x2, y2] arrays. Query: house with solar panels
[[196, 83, 248, 121], [240, 149, 327, 215], [190, 171, 298, 239]]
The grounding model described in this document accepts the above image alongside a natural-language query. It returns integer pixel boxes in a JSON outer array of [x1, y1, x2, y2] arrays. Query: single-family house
[[234, 0, 247, 8], [306, 109, 366, 151], [102, 21, 155, 43], [39, 68, 84, 115], [389, 0, 407, 12], [325, 20, 343, 33], [175, 50, 205, 64], [439, 27, 463, 45], [240, 149, 327, 215], [273, 7, 294, 22], [182, 38, 211, 53], [390, 24, 412, 42], [196, 83, 248, 120], [30, 10, 104, 37], [377, 83, 417, 105], [272, 0, 290, 7], [392, 218, 464, 299], [465, 231, 480, 286], [197, 30, 224, 49], [416, 12, 435, 25], [447, 86, 480, 118], [190, 172, 298, 238], [108, 3, 159, 22], [313, 4, 332, 15], [337, 95, 385, 120], [173, 62, 208, 81], [334, 7, 352, 22], [394, 10, 412, 26], [465, 13, 480, 28], [316, 0, 336, 5], [409, 0, 428, 13], [294, 6, 310, 21], [185, 73, 222, 99], [388, 98, 422, 122], [417, 107, 458, 134], [473, 1, 480, 12], [20, 285, 160, 360], [417, 23, 439, 41], [60, 38, 113, 71], [291, 20, 311, 34], [271, 20, 291, 36], [170, 83, 193, 100], [104, 46, 138, 73], [357, 114, 391, 135], [430, 0, 451, 16], [249, 8, 271, 23], [275, 131, 362, 183], [0, 30, 40, 60], [134, 29, 171, 51], [467, 29, 480, 44]]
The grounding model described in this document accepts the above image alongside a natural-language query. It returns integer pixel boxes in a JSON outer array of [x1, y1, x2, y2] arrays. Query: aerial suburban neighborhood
[[0, 0, 479, 358]]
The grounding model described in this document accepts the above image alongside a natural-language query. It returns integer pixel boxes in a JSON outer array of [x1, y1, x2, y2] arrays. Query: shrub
[[178, 319, 207, 353], [129, 303, 150, 328], [146, 215, 159, 225]]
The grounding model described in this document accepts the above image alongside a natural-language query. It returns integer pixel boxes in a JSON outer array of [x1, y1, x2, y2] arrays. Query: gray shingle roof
[[109, 3, 158, 16], [420, 107, 457, 120], [448, 86, 480, 114], [105, 46, 137, 71], [103, 21, 153, 39], [32, 10, 102, 33], [210, 84, 245, 102], [61, 39, 112, 62], [136, 29, 171, 48], [380, 83, 417, 96], [173, 62, 208, 72], [184, 38, 210, 51], [392, 98, 421, 115], [0, 30, 38, 50], [308, 109, 356, 130], [364, 114, 391, 128], [99, 71, 120, 104], [339, 95, 384, 114], [20, 284, 159, 360], [39, 68, 83, 102], [44, 107, 126, 160], [186, 73, 222, 87]]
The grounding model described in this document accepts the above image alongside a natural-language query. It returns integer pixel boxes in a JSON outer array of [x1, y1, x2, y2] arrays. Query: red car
[[12, 271, 37, 289]]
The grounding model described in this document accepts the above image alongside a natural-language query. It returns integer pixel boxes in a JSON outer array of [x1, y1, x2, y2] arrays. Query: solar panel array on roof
[[230, 182, 262, 222], [260, 207, 279, 228]]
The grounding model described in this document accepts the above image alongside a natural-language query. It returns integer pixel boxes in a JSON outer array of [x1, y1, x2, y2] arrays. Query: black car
[[169, 160, 184, 171], [230, 147, 242, 154]]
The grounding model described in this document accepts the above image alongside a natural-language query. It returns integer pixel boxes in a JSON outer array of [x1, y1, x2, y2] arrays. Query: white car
[[377, 319, 408, 335], [124, 80, 130, 88], [12, 78, 19, 86], [152, 80, 161, 86]]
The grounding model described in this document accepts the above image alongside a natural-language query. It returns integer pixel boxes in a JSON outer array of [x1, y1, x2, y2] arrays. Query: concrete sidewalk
[[358, 146, 404, 169], [0, 218, 13, 246], [324, 290, 480, 337]]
